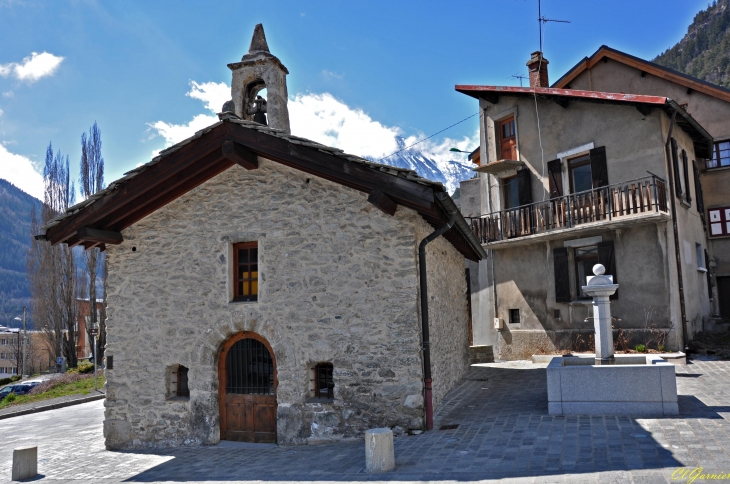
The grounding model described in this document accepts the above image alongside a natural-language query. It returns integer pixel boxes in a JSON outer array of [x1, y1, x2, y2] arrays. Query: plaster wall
[[102, 159, 467, 449], [492, 225, 674, 360], [568, 58, 730, 298]]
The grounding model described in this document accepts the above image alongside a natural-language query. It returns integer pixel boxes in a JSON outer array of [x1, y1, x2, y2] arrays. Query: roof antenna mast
[[538, 0, 570, 52]]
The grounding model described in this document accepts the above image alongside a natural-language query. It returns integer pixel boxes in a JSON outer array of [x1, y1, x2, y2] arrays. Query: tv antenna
[[538, 0, 570, 52], [509, 74, 529, 87]]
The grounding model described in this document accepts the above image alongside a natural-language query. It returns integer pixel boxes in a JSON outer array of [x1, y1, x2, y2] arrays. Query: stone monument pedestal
[[365, 428, 395, 473]]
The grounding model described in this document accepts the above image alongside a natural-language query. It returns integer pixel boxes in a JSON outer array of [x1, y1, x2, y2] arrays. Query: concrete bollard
[[364, 428, 394, 473], [12, 446, 37, 481]]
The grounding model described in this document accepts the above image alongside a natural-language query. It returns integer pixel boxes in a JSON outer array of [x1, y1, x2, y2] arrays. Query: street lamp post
[[13, 306, 27, 378]]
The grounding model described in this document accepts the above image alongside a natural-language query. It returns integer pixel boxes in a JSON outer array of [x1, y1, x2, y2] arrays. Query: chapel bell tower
[[225, 24, 291, 134]]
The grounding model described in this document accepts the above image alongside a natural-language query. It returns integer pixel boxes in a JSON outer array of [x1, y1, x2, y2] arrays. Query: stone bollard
[[12, 446, 37, 481], [364, 428, 395, 473]]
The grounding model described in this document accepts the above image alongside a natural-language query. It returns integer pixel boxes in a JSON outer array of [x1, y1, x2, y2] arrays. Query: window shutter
[[682, 150, 692, 204], [671, 138, 683, 198], [553, 248, 571, 302], [517, 168, 532, 205], [597, 241, 618, 300], [693, 160, 705, 219], [547, 159, 563, 198], [589, 146, 609, 188]]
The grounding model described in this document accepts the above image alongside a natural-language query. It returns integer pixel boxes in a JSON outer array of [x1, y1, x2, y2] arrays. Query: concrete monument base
[[547, 355, 678, 416]]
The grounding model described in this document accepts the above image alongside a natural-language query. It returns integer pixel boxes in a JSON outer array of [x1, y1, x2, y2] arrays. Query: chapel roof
[[38, 115, 486, 261]]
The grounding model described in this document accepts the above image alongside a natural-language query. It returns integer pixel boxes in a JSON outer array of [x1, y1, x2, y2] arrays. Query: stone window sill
[[228, 299, 258, 306], [165, 396, 190, 402], [306, 397, 334, 404], [698, 267, 708, 273]]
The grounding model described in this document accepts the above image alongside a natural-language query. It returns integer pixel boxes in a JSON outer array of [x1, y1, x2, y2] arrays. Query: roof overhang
[[551, 45, 730, 104], [38, 118, 486, 261], [455, 85, 713, 159]]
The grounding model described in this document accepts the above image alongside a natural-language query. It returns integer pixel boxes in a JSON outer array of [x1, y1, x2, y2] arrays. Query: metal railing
[[467, 175, 668, 244]]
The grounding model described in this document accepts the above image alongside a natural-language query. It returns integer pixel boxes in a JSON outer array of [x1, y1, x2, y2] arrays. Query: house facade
[[458, 53, 713, 360], [38, 25, 485, 448], [552, 46, 730, 323]]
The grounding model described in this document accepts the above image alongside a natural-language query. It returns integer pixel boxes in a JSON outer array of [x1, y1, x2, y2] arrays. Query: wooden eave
[[552, 45, 730, 105], [40, 120, 485, 261]]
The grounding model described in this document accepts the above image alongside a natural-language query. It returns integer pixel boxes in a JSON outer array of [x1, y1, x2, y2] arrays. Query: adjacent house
[[37, 25, 485, 448], [458, 52, 713, 360], [552, 45, 730, 324]]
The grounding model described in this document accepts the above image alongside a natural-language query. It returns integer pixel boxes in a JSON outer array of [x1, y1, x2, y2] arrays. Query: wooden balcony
[[467, 176, 670, 249]]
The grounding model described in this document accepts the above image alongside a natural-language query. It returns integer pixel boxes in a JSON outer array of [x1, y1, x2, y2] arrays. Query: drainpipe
[[419, 193, 458, 431], [663, 109, 689, 351]]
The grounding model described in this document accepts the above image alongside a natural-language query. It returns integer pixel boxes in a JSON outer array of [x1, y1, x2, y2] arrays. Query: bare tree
[[79, 122, 105, 362], [27, 143, 78, 368]]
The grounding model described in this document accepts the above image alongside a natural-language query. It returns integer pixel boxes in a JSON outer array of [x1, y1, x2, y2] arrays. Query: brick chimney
[[526, 51, 549, 88]]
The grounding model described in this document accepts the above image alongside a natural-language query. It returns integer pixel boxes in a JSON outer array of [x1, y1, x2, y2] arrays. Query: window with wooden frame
[[311, 362, 334, 401], [509, 309, 520, 325], [568, 155, 593, 194], [498, 116, 517, 160], [708, 140, 730, 169], [574, 246, 599, 299], [233, 242, 258, 302]]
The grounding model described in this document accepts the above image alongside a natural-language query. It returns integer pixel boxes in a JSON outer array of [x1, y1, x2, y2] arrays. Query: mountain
[[654, 0, 730, 88], [0, 179, 42, 328], [370, 139, 475, 194]]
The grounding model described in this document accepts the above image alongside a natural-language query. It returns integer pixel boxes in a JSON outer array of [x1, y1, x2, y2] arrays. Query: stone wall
[[103, 158, 444, 448], [415, 217, 470, 412]]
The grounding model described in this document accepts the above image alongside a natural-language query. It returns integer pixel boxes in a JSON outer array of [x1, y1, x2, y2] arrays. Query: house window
[[0, 353, 5, 360], [708, 141, 730, 168], [681, 150, 692, 205], [708, 207, 730, 237], [499, 116, 517, 160], [312, 363, 334, 400], [0, 339, 6, 345], [502, 175, 521, 209], [233, 242, 258, 302], [696, 243, 706, 271], [177, 365, 190, 397], [569, 155, 593, 194], [509, 308, 520, 324], [575, 246, 599, 299]]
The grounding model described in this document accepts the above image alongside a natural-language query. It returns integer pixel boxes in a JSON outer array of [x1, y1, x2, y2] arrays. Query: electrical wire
[[378, 112, 479, 161]]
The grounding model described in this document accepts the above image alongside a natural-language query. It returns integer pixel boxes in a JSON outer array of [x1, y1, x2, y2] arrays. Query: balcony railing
[[467, 175, 668, 244]]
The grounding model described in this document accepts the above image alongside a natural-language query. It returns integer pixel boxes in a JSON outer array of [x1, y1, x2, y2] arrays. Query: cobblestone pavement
[[0, 359, 729, 483]]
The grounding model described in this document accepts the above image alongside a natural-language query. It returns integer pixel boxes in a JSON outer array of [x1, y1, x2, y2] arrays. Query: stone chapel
[[38, 24, 485, 448]]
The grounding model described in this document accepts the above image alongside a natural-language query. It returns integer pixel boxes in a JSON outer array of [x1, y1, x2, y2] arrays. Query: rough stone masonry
[[102, 158, 470, 448]]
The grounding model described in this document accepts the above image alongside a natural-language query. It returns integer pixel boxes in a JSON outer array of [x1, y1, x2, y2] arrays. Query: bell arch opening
[[243, 80, 268, 125]]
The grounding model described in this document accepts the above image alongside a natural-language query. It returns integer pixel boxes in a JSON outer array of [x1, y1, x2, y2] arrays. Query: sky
[[0, 0, 710, 201]]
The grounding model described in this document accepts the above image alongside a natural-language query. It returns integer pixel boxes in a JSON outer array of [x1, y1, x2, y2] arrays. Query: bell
[[250, 95, 268, 126]]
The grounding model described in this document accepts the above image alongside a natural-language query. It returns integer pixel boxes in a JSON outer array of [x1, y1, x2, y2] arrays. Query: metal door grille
[[226, 338, 274, 395]]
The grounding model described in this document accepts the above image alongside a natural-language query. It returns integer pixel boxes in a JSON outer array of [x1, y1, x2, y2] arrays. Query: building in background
[[552, 45, 730, 325], [458, 51, 713, 360]]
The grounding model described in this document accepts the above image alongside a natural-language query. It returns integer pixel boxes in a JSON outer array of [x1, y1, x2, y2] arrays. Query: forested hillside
[[654, 0, 730, 88], [0, 179, 41, 328]]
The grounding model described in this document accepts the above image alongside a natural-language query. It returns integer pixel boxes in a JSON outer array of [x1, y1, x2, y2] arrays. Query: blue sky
[[0, 0, 709, 200]]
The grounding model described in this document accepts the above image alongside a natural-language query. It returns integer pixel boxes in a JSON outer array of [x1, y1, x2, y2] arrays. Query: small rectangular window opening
[[575, 246, 599, 299], [177, 365, 190, 397], [696, 243, 706, 270], [233, 242, 259, 302], [708, 141, 730, 169], [509, 309, 520, 325], [312, 362, 334, 401]]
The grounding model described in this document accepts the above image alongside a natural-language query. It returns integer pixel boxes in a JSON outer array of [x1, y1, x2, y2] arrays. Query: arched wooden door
[[218, 332, 277, 443]]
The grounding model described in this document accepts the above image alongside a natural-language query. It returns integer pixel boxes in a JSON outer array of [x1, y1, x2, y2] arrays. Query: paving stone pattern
[[0, 359, 728, 483]]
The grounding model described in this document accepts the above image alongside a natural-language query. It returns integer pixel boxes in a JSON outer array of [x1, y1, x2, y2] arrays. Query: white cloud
[[187, 81, 230, 114], [0, 52, 64, 83], [0, 143, 44, 200], [149, 82, 478, 171], [321, 69, 343, 80], [149, 113, 219, 148], [0, 108, 3, 117], [2, 92, 13, 98], [289, 93, 402, 158]]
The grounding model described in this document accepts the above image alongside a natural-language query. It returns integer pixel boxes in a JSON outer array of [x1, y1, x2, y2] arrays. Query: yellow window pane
[[242, 281, 250, 296], [251, 280, 258, 295]]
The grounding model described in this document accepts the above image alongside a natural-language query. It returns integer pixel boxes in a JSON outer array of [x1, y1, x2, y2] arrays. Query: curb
[[0, 392, 105, 421]]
